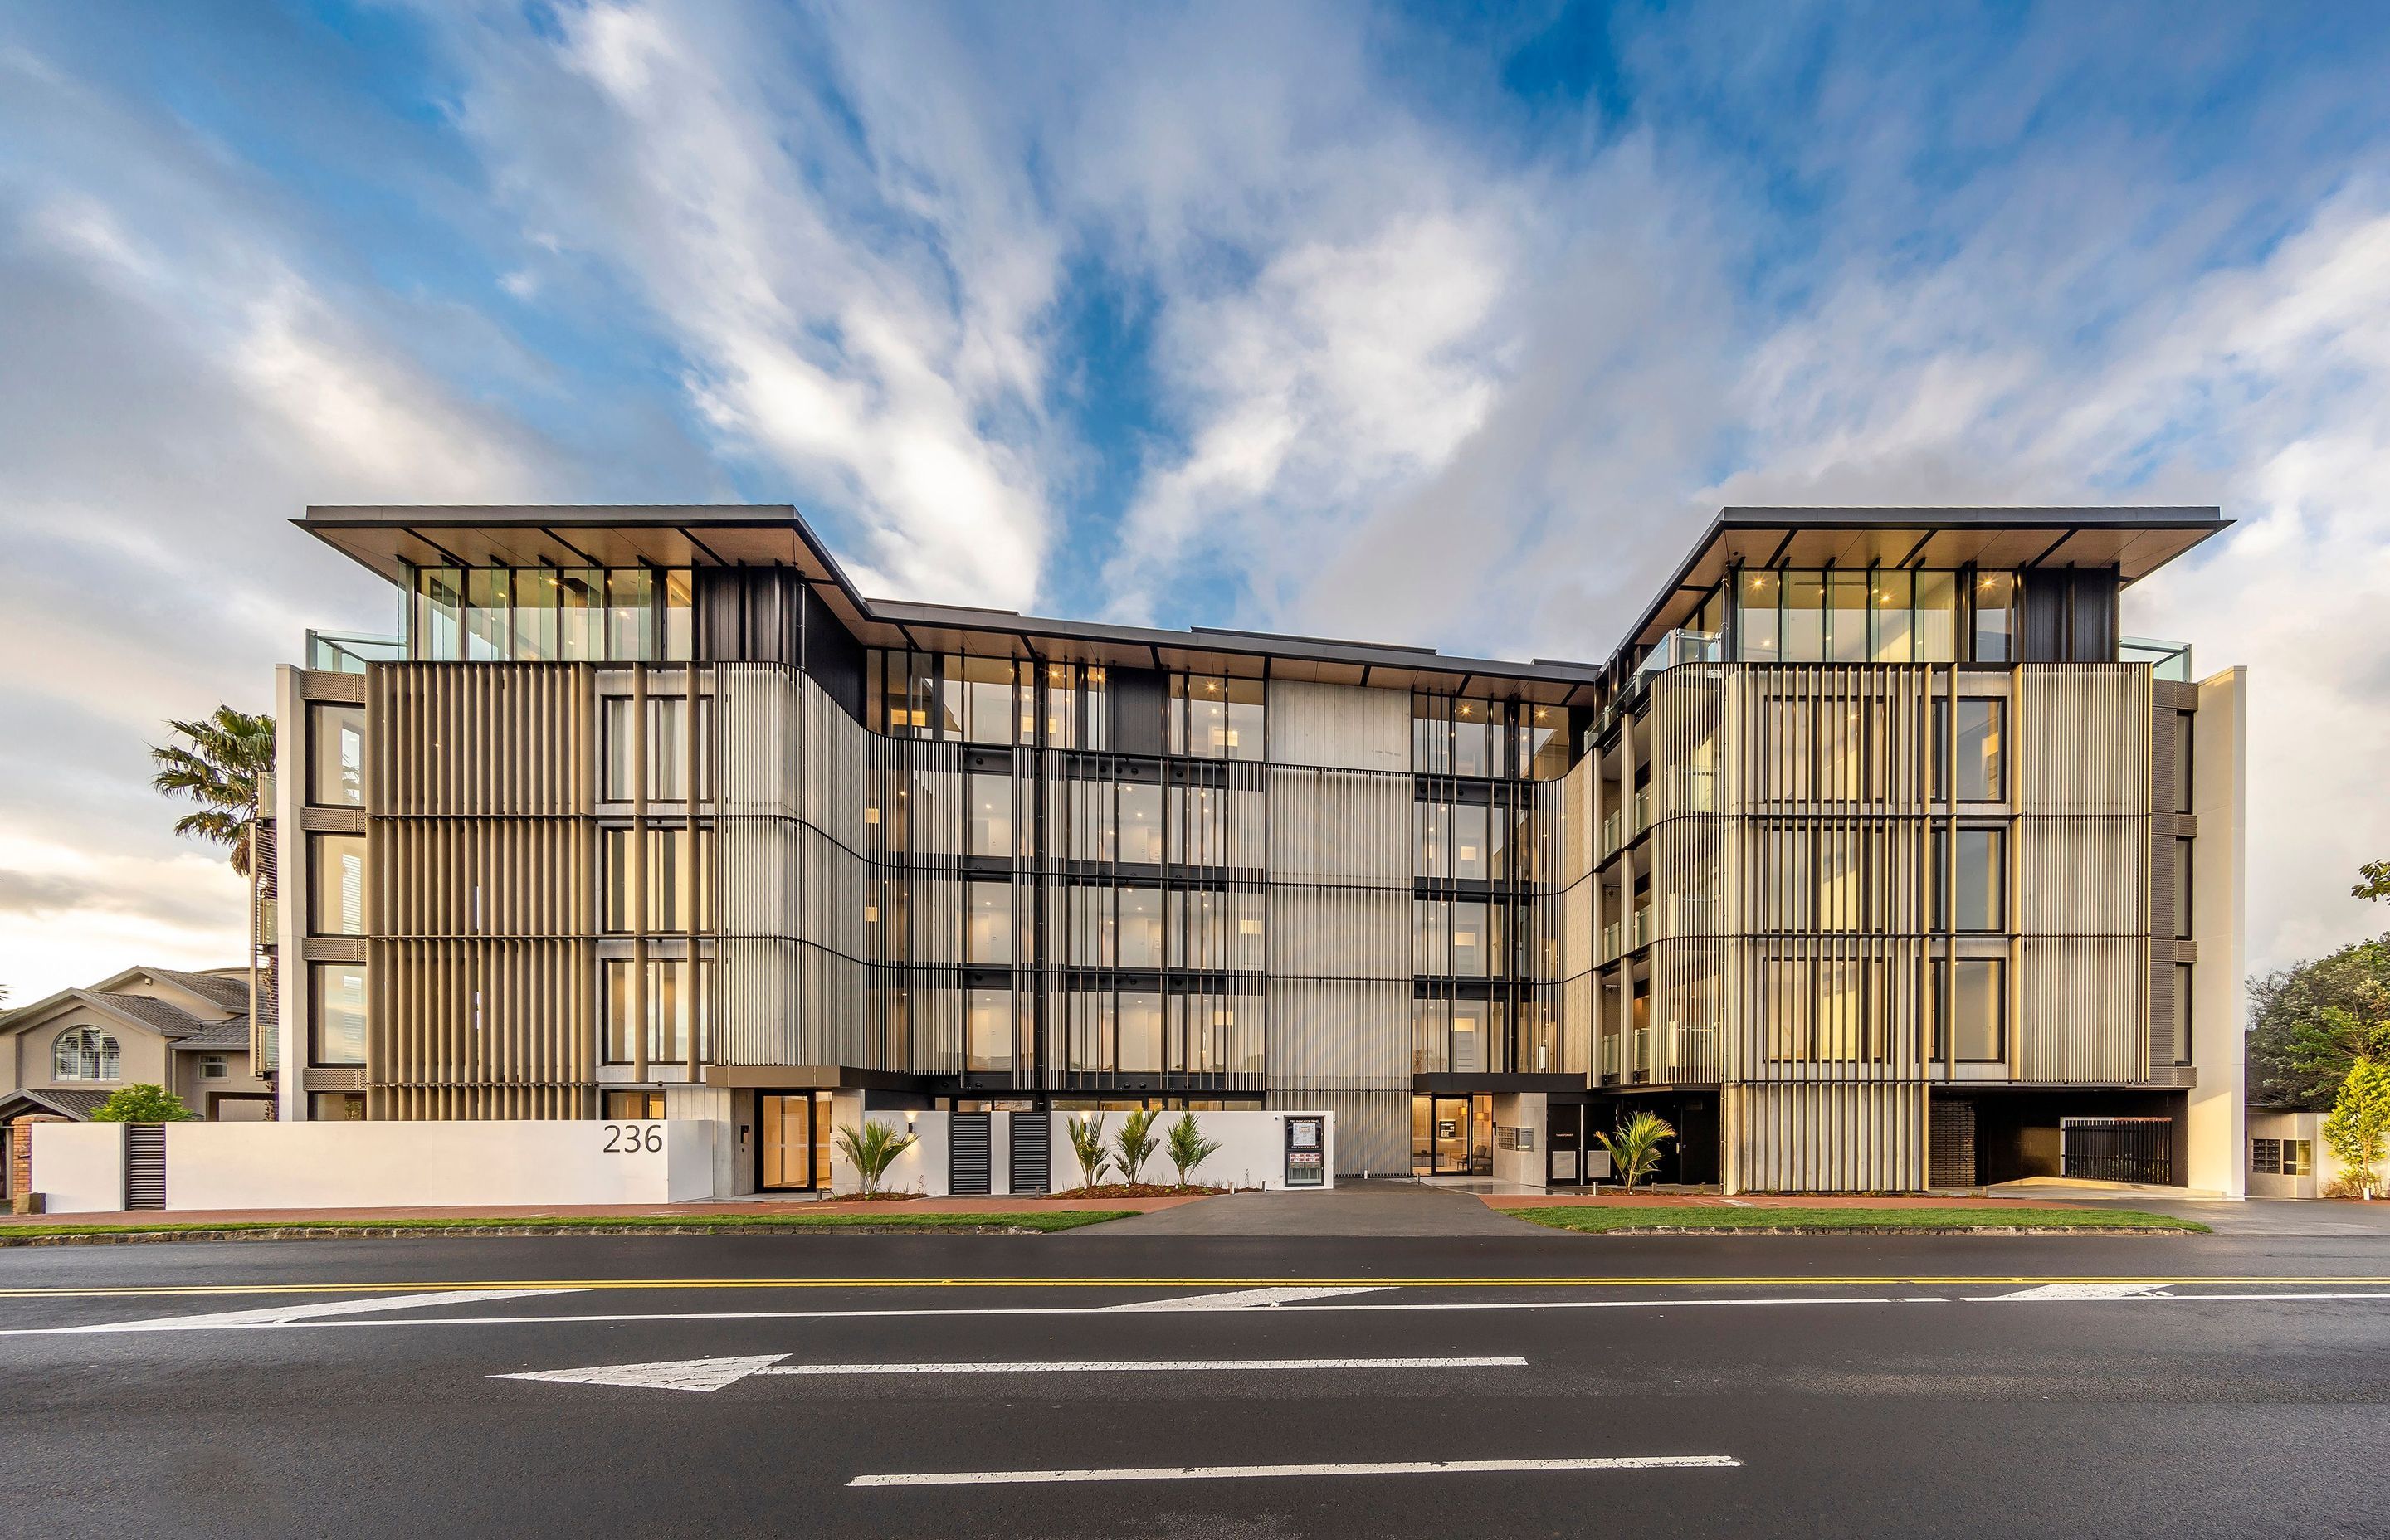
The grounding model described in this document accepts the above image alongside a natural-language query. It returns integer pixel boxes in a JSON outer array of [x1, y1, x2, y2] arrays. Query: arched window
[[52, 1027, 120, 1082]]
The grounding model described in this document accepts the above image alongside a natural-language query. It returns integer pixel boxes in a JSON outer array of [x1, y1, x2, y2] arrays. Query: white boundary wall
[[22, 1120, 721, 1213], [31, 1123, 127, 1214], [827, 1109, 1334, 1196]]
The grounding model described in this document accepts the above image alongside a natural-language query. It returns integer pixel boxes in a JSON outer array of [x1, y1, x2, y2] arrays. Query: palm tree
[[1165, 1112, 1224, 1188], [1596, 1112, 1678, 1192], [149, 706, 277, 876], [833, 1121, 920, 1197]]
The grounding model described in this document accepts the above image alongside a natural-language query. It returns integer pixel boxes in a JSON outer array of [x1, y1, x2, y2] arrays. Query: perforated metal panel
[[949, 1111, 992, 1195], [124, 1124, 166, 1210], [1008, 1112, 1051, 1194]]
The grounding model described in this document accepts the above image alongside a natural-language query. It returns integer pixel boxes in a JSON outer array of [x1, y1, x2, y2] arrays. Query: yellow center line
[[3, 1274, 2389, 1300]]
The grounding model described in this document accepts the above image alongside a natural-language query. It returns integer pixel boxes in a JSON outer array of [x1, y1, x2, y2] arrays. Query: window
[[1934, 697, 2007, 802], [603, 695, 713, 802], [199, 1054, 228, 1080], [967, 882, 1014, 965], [2172, 837, 2194, 938], [2168, 962, 2193, 1065], [1115, 782, 1163, 864], [308, 834, 367, 938], [1934, 826, 2007, 933], [309, 704, 366, 807], [413, 565, 691, 662], [311, 962, 367, 1066], [1737, 570, 1781, 662], [954, 655, 1022, 745], [602, 958, 708, 1064], [1413, 899, 1451, 975], [52, 1026, 120, 1081], [1117, 992, 1164, 1072], [1169, 675, 1265, 759], [1117, 887, 1166, 968], [2251, 1138, 2281, 1175], [1415, 802, 1450, 879], [967, 772, 1015, 859], [967, 988, 1013, 1071], [2171, 710, 2194, 812], [1451, 901, 1490, 977], [1450, 999, 1486, 1074], [1972, 572, 2015, 662], [2285, 1138, 2314, 1177], [310, 1092, 367, 1122], [602, 827, 713, 932], [1933, 958, 2005, 1061], [1168, 784, 1266, 869], [604, 1089, 666, 1119], [1452, 803, 1490, 880]]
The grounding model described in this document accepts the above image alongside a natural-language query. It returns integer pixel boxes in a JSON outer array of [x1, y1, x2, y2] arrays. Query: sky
[[3, 0, 2390, 1003]]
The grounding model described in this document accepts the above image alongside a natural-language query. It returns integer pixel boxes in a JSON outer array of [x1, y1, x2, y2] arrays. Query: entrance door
[[1411, 1095, 1490, 1176], [760, 1093, 834, 1191]]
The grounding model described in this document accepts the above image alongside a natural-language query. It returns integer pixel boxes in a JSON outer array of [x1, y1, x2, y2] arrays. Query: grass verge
[[0, 1211, 1134, 1243], [1510, 1206, 2208, 1235]]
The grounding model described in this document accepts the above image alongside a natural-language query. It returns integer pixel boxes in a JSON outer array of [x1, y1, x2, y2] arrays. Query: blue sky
[[4, 0, 2390, 994]]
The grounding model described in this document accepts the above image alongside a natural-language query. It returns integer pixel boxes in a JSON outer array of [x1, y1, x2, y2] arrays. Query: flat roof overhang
[[300, 504, 1607, 704], [1618, 505, 2231, 652]]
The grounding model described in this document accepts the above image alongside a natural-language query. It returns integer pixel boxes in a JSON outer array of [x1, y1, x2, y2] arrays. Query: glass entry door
[[1411, 1094, 1492, 1176], [760, 1092, 835, 1191]]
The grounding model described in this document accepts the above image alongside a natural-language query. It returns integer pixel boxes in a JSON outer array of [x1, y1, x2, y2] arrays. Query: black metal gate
[[1008, 1112, 1050, 1195], [1928, 1099, 1977, 1188], [2060, 1117, 2173, 1185], [949, 1112, 992, 1196], [125, 1123, 167, 1210]]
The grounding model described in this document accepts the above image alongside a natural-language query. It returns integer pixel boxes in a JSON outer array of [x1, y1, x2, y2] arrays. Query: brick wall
[[7, 1115, 67, 1202]]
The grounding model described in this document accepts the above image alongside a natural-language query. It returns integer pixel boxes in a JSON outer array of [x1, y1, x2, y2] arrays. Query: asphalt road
[[5, 1230, 2388, 1539]]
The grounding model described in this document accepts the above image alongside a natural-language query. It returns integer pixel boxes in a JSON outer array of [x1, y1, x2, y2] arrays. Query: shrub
[[89, 1084, 195, 1123], [1114, 1108, 1161, 1185], [2323, 1058, 2390, 1200], [1595, 1111, 1676, 1192], [1165, 1112, 1224, 1187], [1067, 1113, 1113, 1190], [832, 1120, 919, 1196]]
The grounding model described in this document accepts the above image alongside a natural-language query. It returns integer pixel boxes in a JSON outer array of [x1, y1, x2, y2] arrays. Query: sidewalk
[[1480, 1192, 2096, 1211], [0, 1192, 1212, 1229]]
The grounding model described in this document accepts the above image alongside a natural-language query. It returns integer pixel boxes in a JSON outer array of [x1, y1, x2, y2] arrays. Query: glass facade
[[408, 564, 691, 662], [1731, 568, 2011, 664]]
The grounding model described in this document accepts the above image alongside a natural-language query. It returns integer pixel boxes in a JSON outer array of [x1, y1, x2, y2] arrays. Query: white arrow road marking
[[492, 1353, 1527, 1391], [51, 1288, 583, 1334], [1976, 1283, 2173, 1302], [1108, 1285, 1388, 1311], [850, 1455, 1744, 1488]]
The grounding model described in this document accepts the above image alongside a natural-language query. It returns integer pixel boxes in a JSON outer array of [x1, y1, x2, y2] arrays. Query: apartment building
[[258, 504, 2245, 1196]]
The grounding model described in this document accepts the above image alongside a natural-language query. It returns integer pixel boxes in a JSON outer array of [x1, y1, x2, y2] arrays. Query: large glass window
[[1735, 568, 1976, 665], [1117, 887, 1166, 968], [602, 827, 712, 932], [1934, 826, 2007, 933], [1116, 782, 1164, 864], [1169, 676, 1265, 759], [1914, 571, 1958, 661], [1870, 570, 1914, 663], [1973, 572, 2015, 662], [968, 882, 1013, 964], [409, 564, 689, 662], [1737, 570, 1781, 662], [967, 988, 1013, 1072], [603, 957, 707, 1064], [1452, 803, 1490, 880], [309, 704, 366, 807], [1451, 900, 1490, 977], [968, 773, 1015, 859], [1449, 999, 1485, 1074], [607, 568, 653, 661], [1117, 992, 1164, 1072], [309, 833, 367, 937], [1934, 697, 2007, 802], [1934, 958, 2005, 1061], [1521, 704, 1573, 780], [2169, 962, 2194, 1065], [1824, 570, 1868, 662], [52, 1026, 120, 1082], [2172, 837, 2195, 938], [2171, 710, 2194, 812], [311, 962, 367, 1066], [958, 655, 1022, 745]]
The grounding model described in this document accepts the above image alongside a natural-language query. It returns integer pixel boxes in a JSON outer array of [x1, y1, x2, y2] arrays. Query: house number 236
[[602, 1123, 664, 1153]]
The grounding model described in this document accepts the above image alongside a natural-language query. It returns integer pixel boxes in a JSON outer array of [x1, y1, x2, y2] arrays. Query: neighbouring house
[[1, 966, 272, 1199]]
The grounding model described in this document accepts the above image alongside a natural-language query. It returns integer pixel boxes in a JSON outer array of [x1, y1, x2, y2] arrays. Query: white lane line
[[1108, 1285, 1387, 1311], [763, 1355, 1526, 1376], [44, 1288, 583, 1334], [497, 1354, 787, 1393], [1978, 1283, 2172, 1302], [851, 1455, 1743, 1488], [18, 1289, 2390, 1338]]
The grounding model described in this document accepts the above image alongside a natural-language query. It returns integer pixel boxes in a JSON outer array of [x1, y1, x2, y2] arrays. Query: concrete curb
[[0, 1223, 1076, 1246]]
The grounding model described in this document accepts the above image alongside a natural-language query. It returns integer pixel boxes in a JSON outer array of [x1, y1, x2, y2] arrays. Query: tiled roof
[[1, 1089, 113, 1120], [139, 967, 253, 1013], [83, 992, 214, 1040], [169, 1020, 253, 1052]]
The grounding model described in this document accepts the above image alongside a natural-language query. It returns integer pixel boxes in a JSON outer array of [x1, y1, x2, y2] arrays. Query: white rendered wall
[[31, 1122, 126, 1213], [154, 1119, 720, 1210], [1051, 1109, 1334, 1192], [2188, 667, 2248, 1197]]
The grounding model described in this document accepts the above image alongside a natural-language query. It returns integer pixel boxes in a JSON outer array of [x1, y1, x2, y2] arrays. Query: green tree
[[2353, 862, 2390, 904], [1113, 1107, 1161, 1185], [1164, 1112, 1224, 1188], [149, 706, 276, 876], [1066, 1114, 1113, 1190], [832, 1120, 919, 1196], [2321, 1058, 2390, 1201], [1596, 1112, 1677, 1192], [2246, 937, 2390, 1109], [90, 1084, 197, 1123]]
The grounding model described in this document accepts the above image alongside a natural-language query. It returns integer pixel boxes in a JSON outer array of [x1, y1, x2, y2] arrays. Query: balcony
[[308, 630, 406, 673], [1589, 627, 1723, 745], [2121, 636, 2194, 683]]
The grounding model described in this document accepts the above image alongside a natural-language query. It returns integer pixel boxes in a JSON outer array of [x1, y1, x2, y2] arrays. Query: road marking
[[1986, 1283, 2171, 1302], [1108, 1285, 1387, 1311], [494, 1353, 1527, 1391], [17, 1289, 2390, 1338], [849, 1454, 1744, 1488], [8, 1274, 2390, 1300], [42, 1288, 581, 1334]]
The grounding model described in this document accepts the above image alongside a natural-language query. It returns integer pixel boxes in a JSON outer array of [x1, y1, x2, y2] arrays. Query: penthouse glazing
[[260, 505, 2246, 1196]]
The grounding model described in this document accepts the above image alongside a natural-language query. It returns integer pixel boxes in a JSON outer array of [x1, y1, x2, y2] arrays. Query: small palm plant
[[833, 1120, 919, 1197], [1596, 1111, 1677, 1192], [1164, 1112, 1224, 1189], [1067, 1113, 1113, 1191], [1114, 1107, 1162, 1186]]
